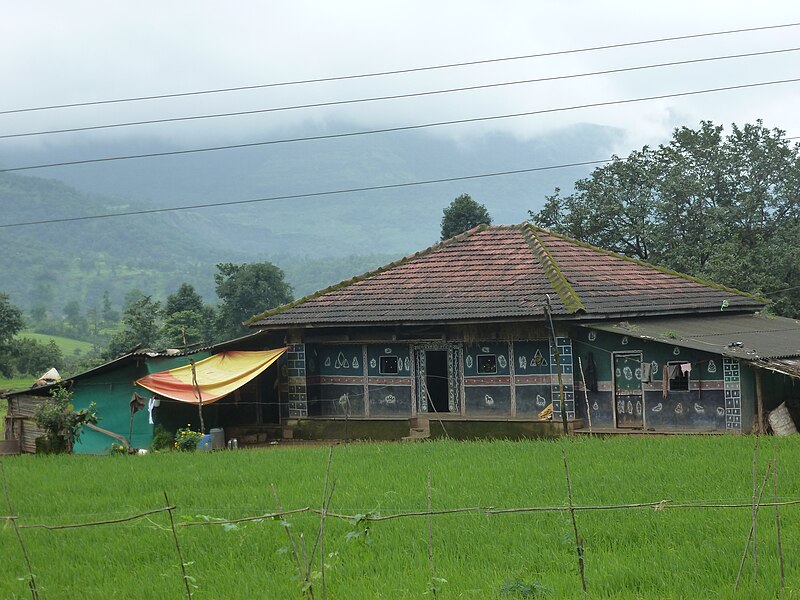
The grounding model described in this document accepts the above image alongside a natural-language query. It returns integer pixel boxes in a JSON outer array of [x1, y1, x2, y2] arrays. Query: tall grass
[[1, 436, 798, 599]]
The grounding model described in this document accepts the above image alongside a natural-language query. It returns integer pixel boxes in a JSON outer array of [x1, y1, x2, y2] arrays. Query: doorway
[[425, 350, 450, 414], [613, 351, 644, 429]]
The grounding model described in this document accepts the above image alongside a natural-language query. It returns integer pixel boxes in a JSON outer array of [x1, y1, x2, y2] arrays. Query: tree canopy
[[531, 121, 800, 316], [0, 293, 24, 376], [441, 194, 492, 240], [214, 262, 293, 340]]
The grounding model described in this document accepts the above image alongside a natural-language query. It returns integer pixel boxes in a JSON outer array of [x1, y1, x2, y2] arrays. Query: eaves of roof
[[582, 313, 800, 361]]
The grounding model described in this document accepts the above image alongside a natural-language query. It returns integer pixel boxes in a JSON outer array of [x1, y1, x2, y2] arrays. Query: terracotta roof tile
[[249, 224, 765, 328]]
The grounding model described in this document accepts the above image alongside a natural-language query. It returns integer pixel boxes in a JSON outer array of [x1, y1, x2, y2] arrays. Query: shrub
[[33, 385, 98, 452], [174, 426, 203, 452], [151, 424, 174, 451]]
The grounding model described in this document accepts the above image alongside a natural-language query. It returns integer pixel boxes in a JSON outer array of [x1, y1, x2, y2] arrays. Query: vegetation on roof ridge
[[524, 225, 586, 314], [526, 223, 768, 304], [246, 223, 491, 324]]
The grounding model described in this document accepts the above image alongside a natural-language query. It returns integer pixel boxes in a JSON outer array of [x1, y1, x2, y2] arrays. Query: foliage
[[32, 385, 98, 450], [104, 295, 163, 359], [214, 262, 293, 339], [9, 337, 64, 376], [531, 120, 800, 316], [440, 193, 492, 240], [162, 283, 216, 347], [109, 441, 127, 454], [174, 426, 204, 452], [151, 424, 174, 451], [501, 579, 552, 598], [0, 292, 24, 377]]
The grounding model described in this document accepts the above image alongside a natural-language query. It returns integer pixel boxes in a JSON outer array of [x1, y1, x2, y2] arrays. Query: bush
[[151, 424, 174, 451], [33, 385, 98, 452], [174, 426, 203, 452]]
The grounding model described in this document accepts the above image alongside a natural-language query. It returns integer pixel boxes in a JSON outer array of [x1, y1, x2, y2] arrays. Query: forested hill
[[0, 123, 621, 314]]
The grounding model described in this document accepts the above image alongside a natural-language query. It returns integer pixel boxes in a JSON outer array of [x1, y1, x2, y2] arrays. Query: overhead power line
[[1, 21, 798, 116], [1, 76, 799, 174], [0, 159, 611, 228], [4, 46, 799, 141], [3, 133, 798, 230]]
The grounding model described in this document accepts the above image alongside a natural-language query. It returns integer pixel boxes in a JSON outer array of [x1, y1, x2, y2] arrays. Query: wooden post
[[754, 369, 764, 435], [544, 296, 568, 435]]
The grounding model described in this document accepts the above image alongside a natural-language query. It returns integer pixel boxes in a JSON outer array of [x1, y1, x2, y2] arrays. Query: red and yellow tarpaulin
[[135, 348, 287, 404]]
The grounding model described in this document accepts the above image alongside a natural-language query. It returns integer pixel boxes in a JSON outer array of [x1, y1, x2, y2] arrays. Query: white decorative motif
[[617, 400, 625, 413], [623, 366, 633, 380], [404, 357, 410, 371], [592, 401, 599, 411], [707, 360, 717, 374], [615, 368, 622, 378], [621, 336, 629, 345], [484, 394, 495, 407], [651, 361, 658, 374], [626, 400, 633, 414], [384, 347, 392, 354], [465, 355, 473, 369], [370, 358, 377, 368], [384, 394, 396, 405], [588, 331, 597, 342], [536, 395, 546, 407], [716, 406, 725, 416], [519, 356, 527, 370], [533, 349, 544, 365], [635, 401, 642, 415], [338, 393, 349, 406], [675, 402, 684, 414], [634, 368, 642, 381], [497, 355, 507, 369], [673, 346, 681, 356], [694, 403, 705, 414], [481, 346, 490, 353], [334, 352, 350, 369], [652, 402, 663, 412], [324, 356, 331, 367], [352, 356, 360, 369]]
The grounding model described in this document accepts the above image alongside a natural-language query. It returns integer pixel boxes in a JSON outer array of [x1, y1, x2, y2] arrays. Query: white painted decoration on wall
[[519, 356, 527, 369], [465, 356, 473, 368], [370, 358, 377, 368], [536, 395, 546, 407], [484, 394, 495, 407], [498, 355, 507, 369], [707, 360, 717, 373], [324, 356, 331, 367], [352, 356, 359, 369], [652, 402, 663, 412]]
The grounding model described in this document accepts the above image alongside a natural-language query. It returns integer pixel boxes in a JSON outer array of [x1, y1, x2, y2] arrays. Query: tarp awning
[[135, 348, 287, 404]]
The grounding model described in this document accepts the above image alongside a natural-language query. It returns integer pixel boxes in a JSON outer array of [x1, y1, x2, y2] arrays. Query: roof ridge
[[526, 223, 768, 304], [247, 223, 493, 325], [523, 223, 586, 314]]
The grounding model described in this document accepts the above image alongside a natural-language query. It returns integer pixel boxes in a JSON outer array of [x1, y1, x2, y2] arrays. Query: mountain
[[0, 123, 622, 313]]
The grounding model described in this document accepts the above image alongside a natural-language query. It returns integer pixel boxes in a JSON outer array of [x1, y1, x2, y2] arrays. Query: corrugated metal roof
[[250, 223, 765, 329], [584, 313, 800, 360]]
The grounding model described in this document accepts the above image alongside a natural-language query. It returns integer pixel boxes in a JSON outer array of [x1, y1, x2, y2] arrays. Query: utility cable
[[1, 76, 799, 174], [1, 21, 797, 115], [3, 46, 799, 140], [0, 159, 610, 228]]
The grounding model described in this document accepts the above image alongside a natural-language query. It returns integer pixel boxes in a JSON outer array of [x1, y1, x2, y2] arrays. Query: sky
[[3, 0, 799, 162]]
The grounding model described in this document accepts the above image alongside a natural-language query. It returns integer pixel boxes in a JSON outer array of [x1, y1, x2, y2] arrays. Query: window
[[477, 354, 497, 374], [379, 355, 399, 374], [668, 361, 690, 391]]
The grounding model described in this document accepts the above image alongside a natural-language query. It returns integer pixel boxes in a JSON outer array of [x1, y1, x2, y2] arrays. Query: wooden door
[[614, 352, 644, 429]]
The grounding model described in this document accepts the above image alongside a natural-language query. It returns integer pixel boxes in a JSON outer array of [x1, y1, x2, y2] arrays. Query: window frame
[[379, 355, 400, 375], [476, 354, 498, 375], [667, 361, 690, 391]]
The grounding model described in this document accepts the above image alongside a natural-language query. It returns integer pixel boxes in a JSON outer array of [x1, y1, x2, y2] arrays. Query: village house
[[5, 223, 800, 454], [248, 223, 800, 439]]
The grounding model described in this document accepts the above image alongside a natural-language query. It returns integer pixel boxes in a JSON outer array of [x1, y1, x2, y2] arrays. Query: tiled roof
[[249, 224, 765, 328]]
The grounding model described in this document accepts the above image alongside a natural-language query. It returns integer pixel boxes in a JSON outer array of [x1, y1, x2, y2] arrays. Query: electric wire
[[1, 20, 797, 115], [4, 46, 799, 140], [0, 159, 610, 228], [2, 76, 799, 174]]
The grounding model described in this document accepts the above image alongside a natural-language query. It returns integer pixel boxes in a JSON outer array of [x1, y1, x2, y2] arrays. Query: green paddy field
[[1, 436, 797, 599]]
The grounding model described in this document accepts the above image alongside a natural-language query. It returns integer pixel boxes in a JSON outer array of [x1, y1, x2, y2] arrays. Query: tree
[[0, 293, 24, 377], [214, 263, 293, 340], [162, 283, 215, 347], [441, 194, 492, 240], [530, 120, 800, 316], [104, 295, 163, 359], [11, 337, 64, 376]]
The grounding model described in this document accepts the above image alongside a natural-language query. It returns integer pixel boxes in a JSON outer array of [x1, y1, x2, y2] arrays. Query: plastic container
[[768, 402, 797, 436], [197, 434, 213, 451], [209, 428, 225, 450]]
